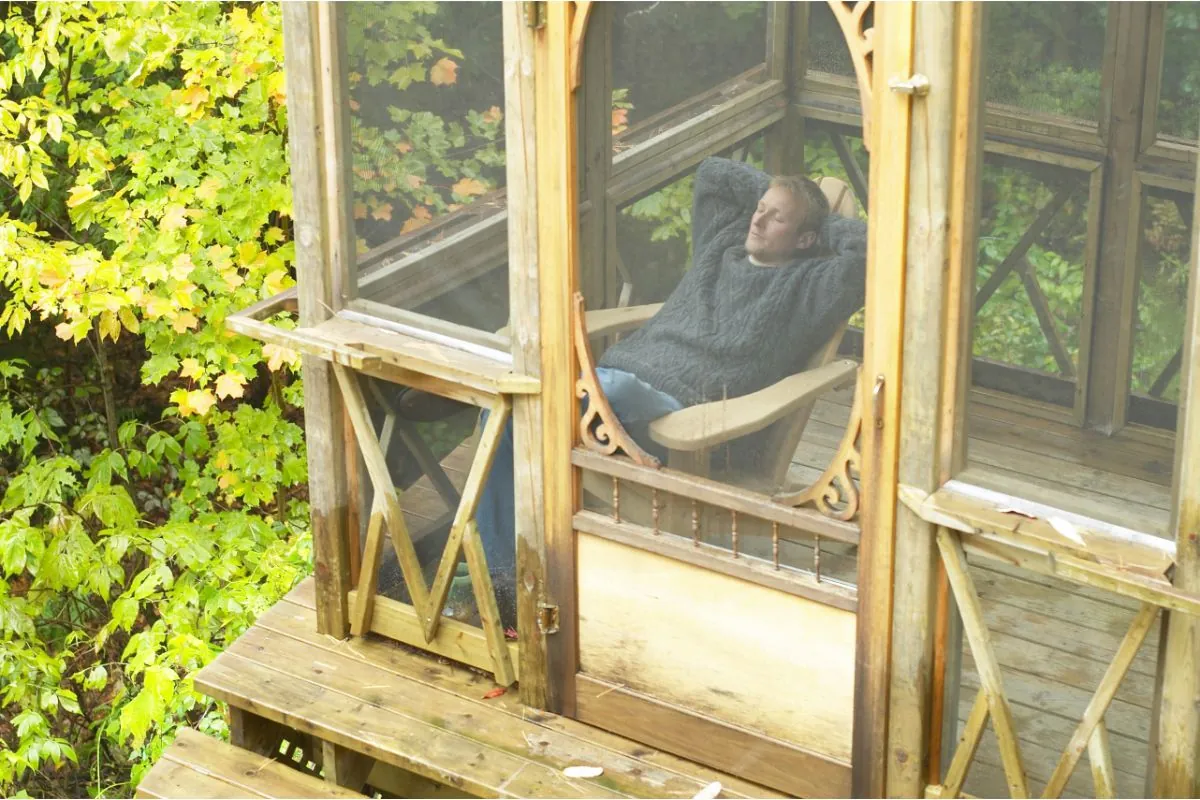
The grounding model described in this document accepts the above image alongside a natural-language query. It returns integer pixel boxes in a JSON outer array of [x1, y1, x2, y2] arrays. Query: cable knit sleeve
[[788, 216, 868, 367], [691, 157, 770, 262]]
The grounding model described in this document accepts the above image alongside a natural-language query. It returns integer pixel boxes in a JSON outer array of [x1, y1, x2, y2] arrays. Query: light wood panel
[[576, 533, 855, 763]]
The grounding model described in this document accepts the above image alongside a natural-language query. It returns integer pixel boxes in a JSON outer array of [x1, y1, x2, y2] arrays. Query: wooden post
[[1078, 3, 1150, 433], [281, 2, 351, 637], [763, 2, 808, 176], [535, 2, 580, 716], [502, 2, 552, 712], [853, 3, 915, 796], [1151, 103, 1200, 797], [577, 4, 612, 310], [887, 4, 982, 797]]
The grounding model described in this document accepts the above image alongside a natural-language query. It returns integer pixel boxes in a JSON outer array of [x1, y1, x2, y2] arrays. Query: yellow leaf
[[180, 358, 204, 380], [371, 202, 393, 221], [207, 245, 233, 271], [196, 177, 223, 203], [67, 184, 99, 208], [262, 269, 289, 297], [405, 174, 424, 189], [236, 242, 262, 267], [143, 295, 173, 319], [181, 85, 209, 107], [176, 388, 217, 417], [430, 58, 458, 86], [400, 205, 433, 234], [395, 141, 413, 154], [353, 201, 368, 220], [143, 263, 168, 284], [482, 106, 503, 124], [118, 306, 140, 334], [170, 253, 195, 280], [215, 372, 247, 400], [452, 177, 487, 198], [160, 205, 188, 232], [98, 311, 121, 342], [171, 311, 199, 333], [262, 343, 299, 372], [54, 321, 73, 341]]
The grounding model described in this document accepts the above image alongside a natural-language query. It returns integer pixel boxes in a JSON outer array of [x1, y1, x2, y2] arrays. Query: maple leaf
[[353, 201, 368, 220], [452, 177, 487, 198], [171, 253, 195, 280], [196, 177, 223, 203], [482, 105, 503, 124], [430, 58, 458, 86], [159, 205, 189, 232], [180, 358, 204, 380], [611, 108, 629, 135], [262, 343, 299, 372], [395, 141, 413, 154], [215, 372, 247, 400], [67, 184, 100, 208], [176, 388, 218, 417], [171, 311, 199, 333], [400, 205, 433, 234], [405, 174, 424, 189], [371, 202, 393, 221]]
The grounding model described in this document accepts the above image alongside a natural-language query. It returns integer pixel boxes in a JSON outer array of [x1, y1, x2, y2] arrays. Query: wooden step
[[135, 728, 365, 799], [193, 578, 780, 799]]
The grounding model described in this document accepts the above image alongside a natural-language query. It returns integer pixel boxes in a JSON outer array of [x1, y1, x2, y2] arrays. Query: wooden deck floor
[[390, 387, 1169, 798]]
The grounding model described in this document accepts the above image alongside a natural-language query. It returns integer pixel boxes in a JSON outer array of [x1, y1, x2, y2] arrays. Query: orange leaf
[[430, 58, 458, 86], [482, 105, 503, 124], [396, 141, 413, 154], [452, 177, 487, 198], [353, 201, 368, 220], [371, 202, 393, 222], [482, 687, 507, 700], [611, 108, 628, 135], [405, 174, 424, 189]]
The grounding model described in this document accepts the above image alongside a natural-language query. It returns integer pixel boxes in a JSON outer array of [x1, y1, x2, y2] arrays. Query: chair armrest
[[648, 359, 859, 451], [495, 303, 662, 342], [584, 303, 663, 336]]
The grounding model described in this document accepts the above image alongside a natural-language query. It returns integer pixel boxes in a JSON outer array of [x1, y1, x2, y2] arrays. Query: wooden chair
[[584, 176, 861, 495]]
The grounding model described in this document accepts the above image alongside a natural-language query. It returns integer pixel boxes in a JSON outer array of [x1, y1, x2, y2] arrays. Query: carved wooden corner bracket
[[774, 378, 863, 521], [826, 0, 876, 150], [572, 292, 661, 468], [569, 1, 593, 91]]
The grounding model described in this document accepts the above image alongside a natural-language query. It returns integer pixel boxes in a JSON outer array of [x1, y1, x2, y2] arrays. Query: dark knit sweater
[[600, 157, 867, 414]]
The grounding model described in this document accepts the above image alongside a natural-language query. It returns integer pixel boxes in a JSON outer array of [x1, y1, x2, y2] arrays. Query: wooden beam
[[1152, 93, 1200, 797], [854, 3, 915, 795], [887, 4, 976, 796], [763, 2, 807, 176], [936, 529, 1029, 798], [941, 690, 988, 799], [1080, 4, 1151, 434], [281, 2, 351, 637], [501, 1, 552, 712], [535, 1, 580, 717], [577, 3, 612, 310]]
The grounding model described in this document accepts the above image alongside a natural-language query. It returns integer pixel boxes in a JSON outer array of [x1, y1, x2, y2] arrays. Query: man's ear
[[795, 230, 818, 251]]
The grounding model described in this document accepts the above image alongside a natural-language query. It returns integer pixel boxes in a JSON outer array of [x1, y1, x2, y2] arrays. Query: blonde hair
[[769, 175, 830, 233]]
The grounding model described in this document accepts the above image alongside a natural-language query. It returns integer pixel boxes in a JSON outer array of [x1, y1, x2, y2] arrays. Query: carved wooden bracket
[[572, 292, 661, 468], [826, 1, 876, 150], [569, 1, 593, 90], [773, 380, 862, 521]]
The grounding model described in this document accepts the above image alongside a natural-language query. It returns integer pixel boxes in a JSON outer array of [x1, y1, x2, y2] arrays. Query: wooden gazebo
[[136, 3, 1200, 799]]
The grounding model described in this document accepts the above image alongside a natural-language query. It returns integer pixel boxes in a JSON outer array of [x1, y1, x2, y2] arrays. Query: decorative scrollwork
[[774, 383, 862, 521], [569, 1, 593, 91], [826, 0, 875, 150], [572, 292, 661, 467]]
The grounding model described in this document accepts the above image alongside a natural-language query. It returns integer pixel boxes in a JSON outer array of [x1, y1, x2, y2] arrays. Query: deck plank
[[196, 579, 779, 799]]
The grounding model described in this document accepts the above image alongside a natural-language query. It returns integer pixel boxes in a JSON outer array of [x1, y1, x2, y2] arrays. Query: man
[[468, 156, 867, 627]]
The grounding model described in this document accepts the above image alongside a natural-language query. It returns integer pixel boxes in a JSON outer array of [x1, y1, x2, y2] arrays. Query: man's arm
[[691, 157, 770, 262], [790, 217, 868, 363]]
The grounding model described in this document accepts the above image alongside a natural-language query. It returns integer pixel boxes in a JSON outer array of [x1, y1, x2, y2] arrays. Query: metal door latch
[[888, 74, 931, 96]]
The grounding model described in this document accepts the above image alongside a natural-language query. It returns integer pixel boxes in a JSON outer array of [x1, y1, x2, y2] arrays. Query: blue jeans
[[475, 368, 683, 626]]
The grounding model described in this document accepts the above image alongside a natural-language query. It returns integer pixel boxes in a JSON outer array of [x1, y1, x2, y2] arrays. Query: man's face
[[745, 186, 817, 264]]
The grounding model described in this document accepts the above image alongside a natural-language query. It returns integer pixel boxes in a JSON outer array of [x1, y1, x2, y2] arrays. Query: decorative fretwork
[[333, 364, 516, 686], [826, 1, 876, 149], [572, 292, 662, 467], [774, 385, 863, 522], [932, 525, 1160, 800]]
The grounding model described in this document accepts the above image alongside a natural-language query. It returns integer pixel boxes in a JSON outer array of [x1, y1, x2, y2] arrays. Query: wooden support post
[[1152, 101, 1200, 797], [228, 707, 288, 758], [577, 3, 612, 310], [502, 2, 553, 711], [763, 2, 808, 176], [320, 741, 373, 791], [1079, 3, 1151, 433], [886, 4, 981, 797], [853, 2, 915, 796], [281, 2, 351, 637], [535, 2, 581, 716]]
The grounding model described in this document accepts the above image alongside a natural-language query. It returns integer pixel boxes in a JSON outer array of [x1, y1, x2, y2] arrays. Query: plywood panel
[[576, 533, 855, 762]]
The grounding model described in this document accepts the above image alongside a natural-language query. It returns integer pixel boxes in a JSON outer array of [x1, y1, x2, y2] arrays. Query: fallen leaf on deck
[[482, 687, 507, 699], [996, 507, 1036, 519], [692, 781, 723, 800], [563, 766, 604, 779]]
